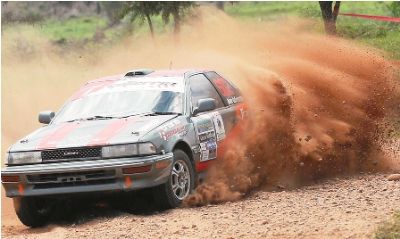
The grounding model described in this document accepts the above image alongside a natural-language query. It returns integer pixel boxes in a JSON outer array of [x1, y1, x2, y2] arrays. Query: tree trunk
[[216, 2, 224, 11], [96, 2, 101, 15], [173, 10, 180, 35], [333, 1, 340, 22], [145, 13, 154, 39], [319, 1, 341, 35]]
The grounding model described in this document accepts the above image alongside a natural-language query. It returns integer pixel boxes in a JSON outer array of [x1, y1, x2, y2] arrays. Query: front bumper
[[1, 153, 173, 197]]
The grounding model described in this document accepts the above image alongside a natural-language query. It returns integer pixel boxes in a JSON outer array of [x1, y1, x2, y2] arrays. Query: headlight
[[8, 151, 42, 165], [138, 143, 157, 155], [102, 143, 156, 158]]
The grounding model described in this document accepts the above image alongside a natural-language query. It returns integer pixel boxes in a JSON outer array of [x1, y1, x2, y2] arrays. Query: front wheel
[[13, 197, 53, 227], [153, 149, 195, 209]]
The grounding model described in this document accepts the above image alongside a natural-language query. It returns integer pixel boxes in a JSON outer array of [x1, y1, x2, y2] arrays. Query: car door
[[189, 73, 240, 169], [204, 71, 247, 157]]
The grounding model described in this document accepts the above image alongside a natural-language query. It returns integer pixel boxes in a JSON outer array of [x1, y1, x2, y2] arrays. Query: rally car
[[1, 69, 246, 227]]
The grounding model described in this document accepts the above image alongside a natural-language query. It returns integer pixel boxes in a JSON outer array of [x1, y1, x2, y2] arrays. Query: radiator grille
[[41, 147, 101, 162]]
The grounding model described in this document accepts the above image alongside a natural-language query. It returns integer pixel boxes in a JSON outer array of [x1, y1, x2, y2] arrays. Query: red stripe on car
[[37, 122, 80, 149], [88, 118, 134, 146]]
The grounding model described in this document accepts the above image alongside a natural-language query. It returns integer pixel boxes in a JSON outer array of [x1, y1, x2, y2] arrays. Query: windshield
[[53, 90, 183, 123]]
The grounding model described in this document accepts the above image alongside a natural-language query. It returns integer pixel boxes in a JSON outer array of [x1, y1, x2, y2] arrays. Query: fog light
[[18, 183, 24, 194], [124, 176, 132, 188], [1, 175, 20, 183], [122, 165, 151, 174]]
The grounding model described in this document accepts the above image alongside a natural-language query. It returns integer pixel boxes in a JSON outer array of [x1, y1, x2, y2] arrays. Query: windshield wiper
[[118, 112, 152, 119], [149, 112, 181, 115], [85, 115, 115, 120], [66, 115, 115, 122], [118, 112, 181, 119]]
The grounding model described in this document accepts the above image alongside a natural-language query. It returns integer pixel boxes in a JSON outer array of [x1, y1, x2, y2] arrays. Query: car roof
[[69, 69, 209, 101], [85, 69, 208, 85]]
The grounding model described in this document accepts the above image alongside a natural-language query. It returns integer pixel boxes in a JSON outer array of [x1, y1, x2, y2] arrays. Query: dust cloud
[[2, 7, 399, 210], [182, 9, 400, 205]]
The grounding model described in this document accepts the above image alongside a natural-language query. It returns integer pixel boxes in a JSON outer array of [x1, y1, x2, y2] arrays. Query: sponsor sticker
[[160, 125, 187, 140], [97, 77, 184, 94], [194, 115, 217, 162], [227, 96, 243, 105], [211, 112, 226, 141], [159, 119, 187, 140]]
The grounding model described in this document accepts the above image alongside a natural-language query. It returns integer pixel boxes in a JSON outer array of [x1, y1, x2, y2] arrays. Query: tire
[[13, 197, 53, 227], [153, 149, 195, 209]]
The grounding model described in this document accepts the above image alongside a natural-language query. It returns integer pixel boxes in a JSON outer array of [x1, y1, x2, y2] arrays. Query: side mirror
[[193, 98, 216, 115], [38, 111, 55, 124]]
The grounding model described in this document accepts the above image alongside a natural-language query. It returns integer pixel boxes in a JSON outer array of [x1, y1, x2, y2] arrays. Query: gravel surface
[[2, 173, 399, 239]]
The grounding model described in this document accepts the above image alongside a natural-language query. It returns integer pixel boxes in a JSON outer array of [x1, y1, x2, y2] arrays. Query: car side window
[[205, 71, 243, 105], [189, 74, 225, 110]]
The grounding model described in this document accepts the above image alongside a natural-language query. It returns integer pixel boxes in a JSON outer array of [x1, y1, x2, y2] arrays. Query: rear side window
[[205, 71, 243, 105], [189, 74, 225, 109]]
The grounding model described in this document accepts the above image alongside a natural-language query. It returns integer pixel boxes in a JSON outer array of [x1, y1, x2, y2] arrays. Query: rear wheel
[[153, 149, 195, 209], [13, 197, 53, 227]]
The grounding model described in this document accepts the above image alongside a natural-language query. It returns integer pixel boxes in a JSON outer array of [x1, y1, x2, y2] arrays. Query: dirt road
[[2, 173, 399, 239]]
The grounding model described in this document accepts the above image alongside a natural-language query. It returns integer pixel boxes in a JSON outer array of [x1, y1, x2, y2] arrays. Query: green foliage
[[387, 2, 400, 17], [117, 1, 196, 35], [120, 2, 161, 23], [374, 212, 400, 239], [158, 2, 196, 24], [39, 17, 107, 42]]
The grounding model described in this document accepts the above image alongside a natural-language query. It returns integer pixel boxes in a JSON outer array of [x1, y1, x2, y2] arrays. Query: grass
[[3, 14, 172, 45], [225, 2, 319, 20], [38, 17, 107, 42], [374, 212, 400, 239], [225, 2, 400, 59], [1, 2, 399, 58]]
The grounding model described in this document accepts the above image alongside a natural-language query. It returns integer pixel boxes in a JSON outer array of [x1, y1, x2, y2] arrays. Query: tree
[[319, 1, 341, 35], [159, 2, 196, 35], [121, 2, 161, 38], [100, 2, 126, 27], [118, 2, 195, 38]]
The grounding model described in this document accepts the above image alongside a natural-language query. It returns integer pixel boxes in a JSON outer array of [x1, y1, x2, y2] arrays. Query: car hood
[[10, 115, 177, 152]]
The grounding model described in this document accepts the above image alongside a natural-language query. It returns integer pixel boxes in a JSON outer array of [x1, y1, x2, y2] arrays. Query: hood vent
[[124, 69, 154, 77]]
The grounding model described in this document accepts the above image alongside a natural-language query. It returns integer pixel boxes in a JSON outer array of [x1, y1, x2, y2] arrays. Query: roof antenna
[[169, 61, 173, 70]]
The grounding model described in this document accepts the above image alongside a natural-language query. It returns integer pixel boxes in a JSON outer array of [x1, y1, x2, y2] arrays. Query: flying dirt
[[178, 9, 400, 205], [2, 7, 399, 229]]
